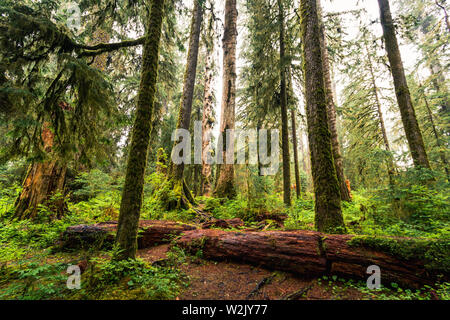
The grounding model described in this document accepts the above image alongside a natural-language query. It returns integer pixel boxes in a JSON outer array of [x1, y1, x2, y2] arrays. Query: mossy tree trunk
[[114, 0, 165, 261], [317, 1, 351, 202], [201, 14, 215, 196], [278, 0, 291, 207], [14, 124, 67, 220], [168, 0, 203, 208], [377, 0, 431, 170], [291, 108, 301, 198], [299, 0, 346, 234], [214, 0, 238, 199]]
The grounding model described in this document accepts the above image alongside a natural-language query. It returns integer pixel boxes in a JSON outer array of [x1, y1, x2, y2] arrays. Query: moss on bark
[[299, 0, 346, 234], [114, 0, 165, 261]]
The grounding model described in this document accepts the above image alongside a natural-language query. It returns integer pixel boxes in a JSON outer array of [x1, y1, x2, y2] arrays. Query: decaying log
[[59, 220, 197, 250], [177, 229, 328, 276], [175, 229, 449, 288], [59, 219, 243, 250], [59, 220, 449, 287]]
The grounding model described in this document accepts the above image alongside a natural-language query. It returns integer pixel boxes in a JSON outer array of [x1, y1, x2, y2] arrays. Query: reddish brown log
[[59, 220, 197, 250], [60, 220, 448, 287], [177, 229, 327, 276], [176, 229, 448, 288]]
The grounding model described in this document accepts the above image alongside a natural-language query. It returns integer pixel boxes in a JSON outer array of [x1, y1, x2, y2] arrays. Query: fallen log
[[58, 220, 197, 250], [58, 218, 244, 250], [175, 229, 449, 288]]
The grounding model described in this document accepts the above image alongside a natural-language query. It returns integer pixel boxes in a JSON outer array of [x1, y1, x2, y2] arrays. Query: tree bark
[[278, 0, 291, 206], [201, 20, 215, 196], [114, 0, 165, 260], [317, 1, 351, 202], [168, 0, 204, 207], [14, 123, 67, 220], [291, 109, 301, 198], [377, 0, 431, 170], [299, 0, 346, 234], [176, 229, 448, 288], [170, 0, 203, 181], [214, 0, 238, 199]]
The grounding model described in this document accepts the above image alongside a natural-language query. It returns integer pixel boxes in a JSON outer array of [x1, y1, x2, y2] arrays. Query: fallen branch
[[246, 273, 276, 299], [282, 283, 314, 300]]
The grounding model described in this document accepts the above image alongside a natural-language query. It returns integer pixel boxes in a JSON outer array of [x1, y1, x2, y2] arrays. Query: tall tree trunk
[[377, 0, 431, 170], [317, 1, 351, 202], [214, 0, 238, 199], [256, 120, 263, 177], [278, 0, 291, 206], [299, 0, 346, 234], [14, 123, 67, 220], [365, 41, 396, 185], [287, 66, 301, 198], [168, 0, 204, 207], [114, 0, 165, 261], [420, 85, 450, 180], [291, 109, 301, 198], [201, 18, 215, 196], [428, 62, 450, 134]]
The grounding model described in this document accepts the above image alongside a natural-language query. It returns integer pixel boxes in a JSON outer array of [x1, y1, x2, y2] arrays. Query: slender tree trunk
[[317, 1, 351, 202], [168, 0, 204, 207], [420, 85, 450, 180], [365, 41, 396, 185], [299, 0, 346, 234], [114, 0, 165, 260], [14, 123, 67, 220], [378, 0, 431, 170], [428, 62, 450, 134], [201, 21, 214, 196], [278, 0, 291, 206], [214, 0, 238, 199], [256, 120, 263, 177], [291, 109, 301, 198]]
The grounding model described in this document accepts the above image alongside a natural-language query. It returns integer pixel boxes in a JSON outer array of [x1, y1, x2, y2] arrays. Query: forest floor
[[136, 244, 434, 300]]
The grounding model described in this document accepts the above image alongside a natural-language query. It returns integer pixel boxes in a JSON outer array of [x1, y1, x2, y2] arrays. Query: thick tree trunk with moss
[[14, 123, 67, 220], [201, 20, 215, 196], [278, 0, 291, 207], [378, 0, 431, 170], [214, 0, 238, 199], [168, 0, 203, 207], [299, 0, 346, 234], [317, 2, 351, 202], [114, 0, 165, 261]]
